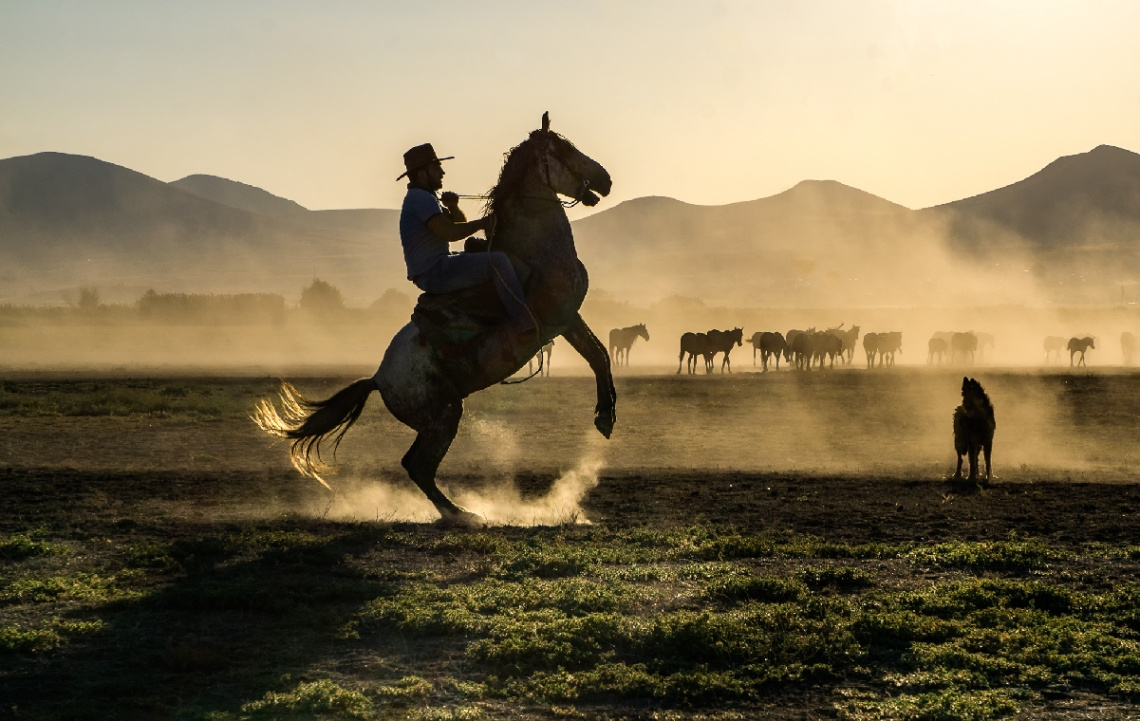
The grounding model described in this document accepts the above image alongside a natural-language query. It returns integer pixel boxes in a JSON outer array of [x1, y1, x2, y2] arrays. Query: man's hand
[[440, 191, 459, 210]]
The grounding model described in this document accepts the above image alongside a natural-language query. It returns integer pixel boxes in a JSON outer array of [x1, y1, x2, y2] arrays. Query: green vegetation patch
[[4, 511, 1139, 718], [0, 533, 70, 562], [0, 616, 105, 654], [800, 566, 876, 591], [706, 574, 806, 604], [241, 679, 372, 719], [662, 526, 910, 562], [353, 577, 640, 639], [345, 532, 1140, 716], [0, 572, 142, 605], [905, 536, 1071, 571], [837, 686, 1027, 720]]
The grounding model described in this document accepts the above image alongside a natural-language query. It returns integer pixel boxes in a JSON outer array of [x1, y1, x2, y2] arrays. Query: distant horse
[[928, 336, 948, 365], [1044, 336, 1066, 364], [527, 340, 554, 377], [677, 332, 709, 374], [877, 332, 903, 367], [750, 331, 788, 372], [1068, 336, 1095, 367], [826, 324, 860, 365], [792, 331, 816, 370], [608, 324, 649, 367], [705, 328, 744, 373], [1122, 332, 1136, 366], [950, 332, 978, 365], [932, 331, 955, 348], [812, 331, 843, 369], [785, 327, 814, 359], [253, 113, 614, 525], [976, 332, 995, 363], [862, 332, 879, 369]]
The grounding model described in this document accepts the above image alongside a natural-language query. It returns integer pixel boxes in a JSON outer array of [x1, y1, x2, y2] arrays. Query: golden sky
[[2, 1, 1138, 214]]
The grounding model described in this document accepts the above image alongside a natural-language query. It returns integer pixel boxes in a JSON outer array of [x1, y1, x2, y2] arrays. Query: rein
[[500, 348, 544, 384], [454, 193, 585, 209], [455, 134, 592, 208]]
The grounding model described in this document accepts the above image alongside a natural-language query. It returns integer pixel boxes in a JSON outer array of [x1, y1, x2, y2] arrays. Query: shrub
[[300, 278, 345, 314]]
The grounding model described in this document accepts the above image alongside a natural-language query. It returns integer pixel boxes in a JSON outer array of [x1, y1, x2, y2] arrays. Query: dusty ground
[[1, 368, 1139, 719]]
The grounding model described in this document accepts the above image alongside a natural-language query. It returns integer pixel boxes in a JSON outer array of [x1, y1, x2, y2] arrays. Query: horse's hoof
[[437, 508, 485, 529], [594, 409, 615, 439]]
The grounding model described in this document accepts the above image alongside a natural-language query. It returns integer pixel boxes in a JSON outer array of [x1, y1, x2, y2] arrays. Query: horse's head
[[732, 327, 743, 346], [488, 113, 612, 215], [637, 323, 649, 341], [534, 113, 612, 206]]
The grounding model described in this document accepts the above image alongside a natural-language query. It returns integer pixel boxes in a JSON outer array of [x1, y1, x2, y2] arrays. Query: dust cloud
[[321, 428, 607, 526]]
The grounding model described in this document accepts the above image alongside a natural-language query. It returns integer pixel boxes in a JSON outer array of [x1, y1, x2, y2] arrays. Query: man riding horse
[[398, 143, 537, 358], [256, 114, 615, 525]]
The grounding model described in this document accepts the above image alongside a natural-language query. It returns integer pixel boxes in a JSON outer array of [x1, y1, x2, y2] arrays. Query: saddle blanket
[[409, 255, 530, 362]]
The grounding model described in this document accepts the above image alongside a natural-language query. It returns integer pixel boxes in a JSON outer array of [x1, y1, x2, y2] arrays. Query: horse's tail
[[252, 378, 378, 489]]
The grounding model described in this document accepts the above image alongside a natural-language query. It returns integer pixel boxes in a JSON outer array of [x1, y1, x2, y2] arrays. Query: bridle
[[535, 132, 591, 208]]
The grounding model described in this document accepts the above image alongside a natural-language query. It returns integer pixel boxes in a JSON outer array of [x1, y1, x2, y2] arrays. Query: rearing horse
[[254, 114, 615, 525]]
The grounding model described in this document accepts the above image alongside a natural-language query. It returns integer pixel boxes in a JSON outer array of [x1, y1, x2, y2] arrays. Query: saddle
[[410, 253, 530, 363]]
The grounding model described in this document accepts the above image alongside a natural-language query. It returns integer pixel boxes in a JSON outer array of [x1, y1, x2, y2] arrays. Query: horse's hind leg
[[982, 443, 993, 483], [563, 313, 617, 439], [400, 399, 477, 524]]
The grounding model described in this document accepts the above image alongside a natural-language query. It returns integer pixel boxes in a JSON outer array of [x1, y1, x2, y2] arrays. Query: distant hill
[[929, 144, 1140, 251], [0, 152, 403, 304], [0, 152, 256, 257], [572, 180, 947, 306], [922, 145, 1140, 299], [170, 174, 309, 217], [4, 146, 1140, 307]]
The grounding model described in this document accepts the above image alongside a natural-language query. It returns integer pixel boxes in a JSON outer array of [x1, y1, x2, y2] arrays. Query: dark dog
[[953, 377, 995, 483]]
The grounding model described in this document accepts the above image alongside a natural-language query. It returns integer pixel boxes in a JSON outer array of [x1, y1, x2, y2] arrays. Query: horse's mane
[[484, 130, 578, 217], [964, 379, 994, 415]]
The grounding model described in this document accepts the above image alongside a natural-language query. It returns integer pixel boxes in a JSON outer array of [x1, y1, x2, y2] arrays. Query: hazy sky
[[2, 1, 1139, 214]]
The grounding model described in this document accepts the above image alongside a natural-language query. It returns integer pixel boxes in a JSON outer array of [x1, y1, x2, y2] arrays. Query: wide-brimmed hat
[[397, 143, 454, 180]]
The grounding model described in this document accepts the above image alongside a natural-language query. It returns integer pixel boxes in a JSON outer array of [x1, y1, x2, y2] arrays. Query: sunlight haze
[[3, 1, 1139, 213]]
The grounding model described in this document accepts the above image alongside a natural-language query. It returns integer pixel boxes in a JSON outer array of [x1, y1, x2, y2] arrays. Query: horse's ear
[[962, 377, 969, 389], [541, 112, 550, 132]]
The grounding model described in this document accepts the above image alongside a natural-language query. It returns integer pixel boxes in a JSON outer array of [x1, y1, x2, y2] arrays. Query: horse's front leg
[[562, 313, 616, 439]]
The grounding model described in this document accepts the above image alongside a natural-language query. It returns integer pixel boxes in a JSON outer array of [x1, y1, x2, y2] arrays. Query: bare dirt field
[[1, 368, 1139, 719]]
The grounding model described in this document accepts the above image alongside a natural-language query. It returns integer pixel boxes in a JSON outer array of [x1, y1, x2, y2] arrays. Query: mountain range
[[2, 145, 1139, 306]]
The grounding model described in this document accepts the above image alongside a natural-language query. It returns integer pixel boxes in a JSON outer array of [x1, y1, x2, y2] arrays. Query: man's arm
[[426, 212, 490, 243]]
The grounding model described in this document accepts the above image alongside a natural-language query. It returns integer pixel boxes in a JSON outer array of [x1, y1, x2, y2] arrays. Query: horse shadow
[[0, 469, 451, 718]]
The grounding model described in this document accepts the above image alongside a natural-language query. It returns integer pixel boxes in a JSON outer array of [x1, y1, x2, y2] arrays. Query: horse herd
[[676, 325, 903, 373], [540, 325, 1129, 374]]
